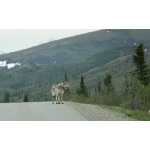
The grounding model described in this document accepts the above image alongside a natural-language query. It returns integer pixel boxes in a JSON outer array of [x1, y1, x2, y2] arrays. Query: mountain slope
[[0, 46, 140, 89], [1, 29, 150, 102], [1, 29, 150, 65]]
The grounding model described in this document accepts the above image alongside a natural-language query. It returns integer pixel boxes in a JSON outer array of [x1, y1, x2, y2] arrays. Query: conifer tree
[[133, 43, 150, 86], [104, 73, 113, 92], [98, 81, 101, 91], [78, 76, 88, 97], [64, 73, 68, 82], [95, 88, 97, 94], [24, 94, 28, 102], [64, 73, 70, 95], [6, 92, 10, 102], [4, 91, 10, 103], [76, 87, 79, 94], [4, 92, 6, 103]]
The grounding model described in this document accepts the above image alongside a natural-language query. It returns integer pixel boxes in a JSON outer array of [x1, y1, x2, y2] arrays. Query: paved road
[[0, 102, 87, 121]]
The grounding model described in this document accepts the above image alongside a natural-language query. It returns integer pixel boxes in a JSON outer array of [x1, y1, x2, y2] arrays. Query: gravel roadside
[[66, 101, 137, 121]]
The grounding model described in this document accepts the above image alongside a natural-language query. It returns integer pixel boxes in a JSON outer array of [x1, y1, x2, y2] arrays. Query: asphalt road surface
[[0, 102, 87, 121]]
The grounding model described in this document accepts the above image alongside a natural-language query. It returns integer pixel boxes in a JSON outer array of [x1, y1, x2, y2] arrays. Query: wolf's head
[[62, 81, 69, 90]]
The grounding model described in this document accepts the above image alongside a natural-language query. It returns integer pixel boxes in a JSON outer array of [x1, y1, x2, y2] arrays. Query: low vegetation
[[66, 44, 150, 120], [107, 106, 150, 121]]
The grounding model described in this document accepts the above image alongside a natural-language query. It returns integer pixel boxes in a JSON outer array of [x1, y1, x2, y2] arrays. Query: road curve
[[0, 102, 87, 121]]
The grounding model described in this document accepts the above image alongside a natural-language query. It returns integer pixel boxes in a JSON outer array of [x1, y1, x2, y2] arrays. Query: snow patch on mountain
[[0, 60, 7, 67], [7, 62, 21, 69], [0, 60, 21, 69]]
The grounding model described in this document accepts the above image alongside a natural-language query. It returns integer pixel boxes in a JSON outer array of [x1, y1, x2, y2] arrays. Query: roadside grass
[[107, 106, 150, 121], [66, 95, 150, 121], [65, 95, 92, 104]]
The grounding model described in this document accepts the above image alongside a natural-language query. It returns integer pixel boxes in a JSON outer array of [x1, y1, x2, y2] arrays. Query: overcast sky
[[0, 29, 98, 53]]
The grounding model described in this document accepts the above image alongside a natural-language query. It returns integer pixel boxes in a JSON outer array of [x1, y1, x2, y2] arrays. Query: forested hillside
[[1, 29, 150, 109]]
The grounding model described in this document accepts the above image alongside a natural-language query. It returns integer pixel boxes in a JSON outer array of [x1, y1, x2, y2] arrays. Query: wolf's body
[[51, 82, 69, 104]]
